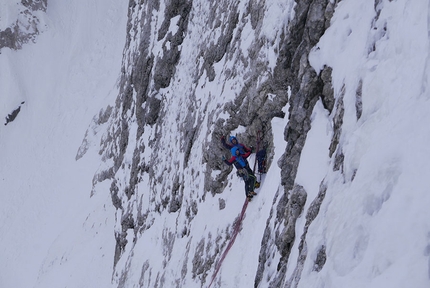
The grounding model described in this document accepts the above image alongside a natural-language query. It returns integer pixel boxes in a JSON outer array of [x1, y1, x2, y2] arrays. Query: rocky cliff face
[[74, 0, 427, 287], [76, 0, 339, 287], [0, 0, 47, 51]]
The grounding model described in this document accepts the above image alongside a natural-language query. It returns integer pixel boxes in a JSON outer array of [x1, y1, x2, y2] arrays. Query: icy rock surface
[[79, 0, 339, 287]]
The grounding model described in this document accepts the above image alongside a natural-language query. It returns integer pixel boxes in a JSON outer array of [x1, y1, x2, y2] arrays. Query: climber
[[223, 145, 252, 173], [222, 135, 255, 175], [223, 146, 259, 201], [221, 135, 252, 155]]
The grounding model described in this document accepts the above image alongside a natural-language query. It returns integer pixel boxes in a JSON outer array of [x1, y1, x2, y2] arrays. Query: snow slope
[[0, 1, 128, 287], [297, 1, 430, 287]]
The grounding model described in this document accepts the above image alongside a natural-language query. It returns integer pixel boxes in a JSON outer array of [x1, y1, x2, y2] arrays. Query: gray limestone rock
[[81, 0, 340, 286], [0, 0, 47, 51]]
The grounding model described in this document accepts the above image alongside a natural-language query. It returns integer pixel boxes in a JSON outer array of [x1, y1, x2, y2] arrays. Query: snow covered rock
[[0, 0, 47, 51], [2, 0, 430, 287]]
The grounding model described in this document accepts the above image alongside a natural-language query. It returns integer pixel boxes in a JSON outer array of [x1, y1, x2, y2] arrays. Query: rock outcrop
[[0, 0, 47, 51], [78, 0, 340, 286]]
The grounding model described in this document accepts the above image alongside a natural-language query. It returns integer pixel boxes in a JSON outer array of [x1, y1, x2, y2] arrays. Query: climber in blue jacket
[[223, 145, 259, 201], [221, 135, 252, 155]]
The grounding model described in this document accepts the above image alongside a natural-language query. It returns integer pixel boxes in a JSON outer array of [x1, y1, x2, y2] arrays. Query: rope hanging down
[[208, 129, 266, 287], [207, 199, 249, 287]]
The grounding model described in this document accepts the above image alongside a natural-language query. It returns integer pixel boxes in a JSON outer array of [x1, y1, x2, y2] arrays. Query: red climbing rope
[[207, 199, 249, 287]]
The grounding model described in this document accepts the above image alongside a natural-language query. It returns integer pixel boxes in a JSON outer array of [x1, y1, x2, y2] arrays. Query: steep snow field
[[301, 1, 430, 287], [0, 1, 128, 287], [1, 0, 430, 288]]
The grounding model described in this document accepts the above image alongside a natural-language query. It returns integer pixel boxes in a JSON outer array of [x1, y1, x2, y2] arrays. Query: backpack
[[256, 148, 267, 174]]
